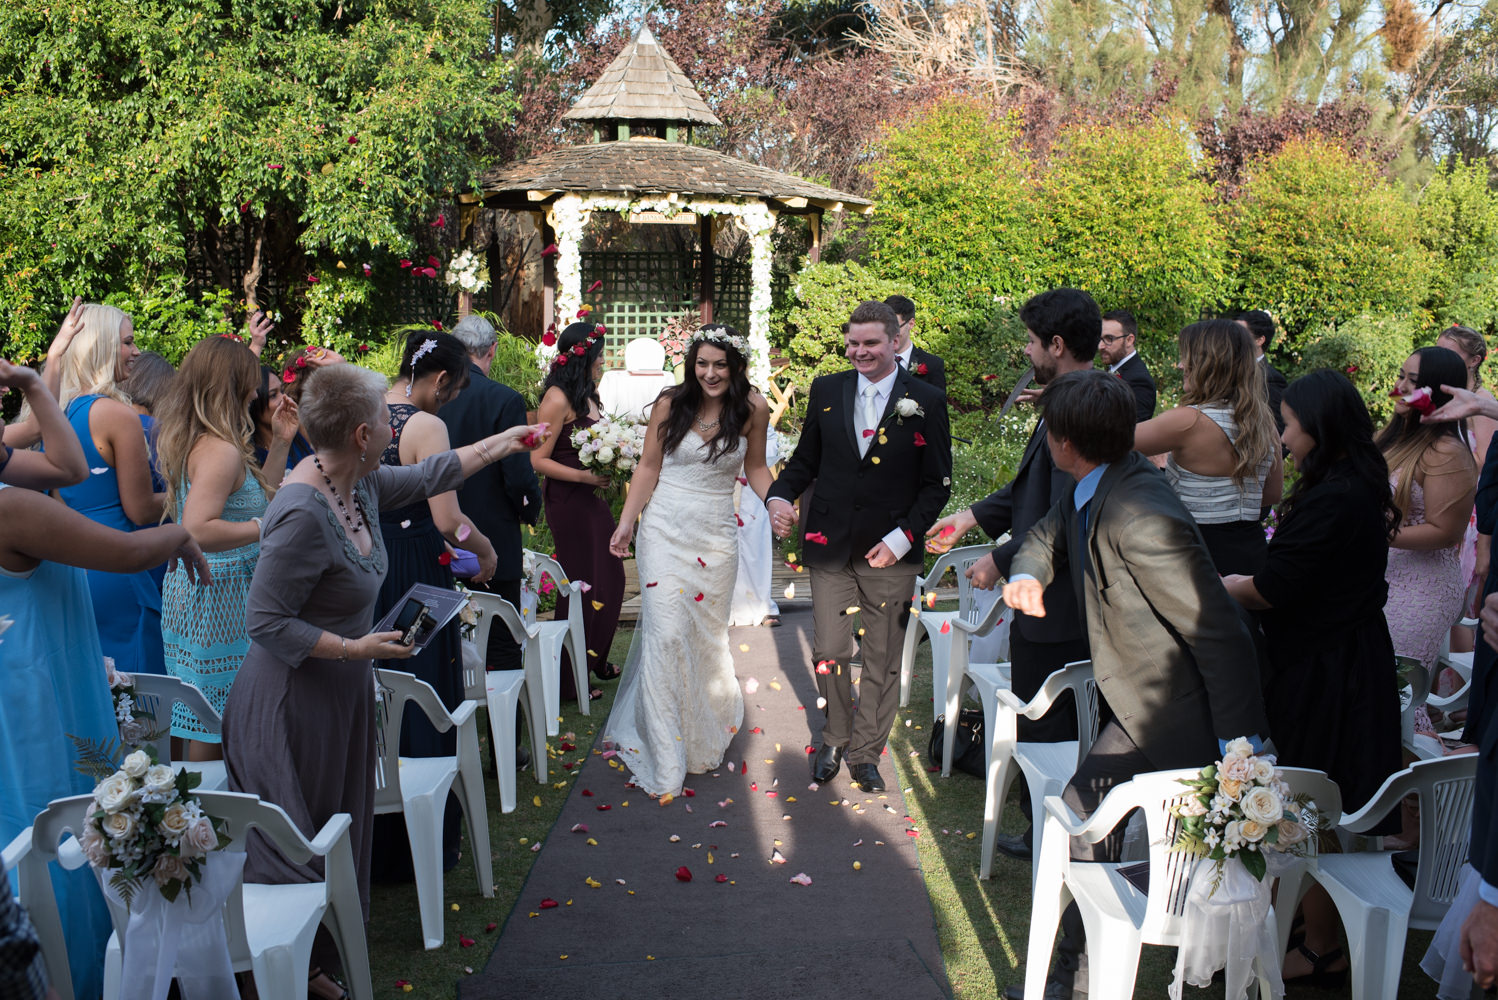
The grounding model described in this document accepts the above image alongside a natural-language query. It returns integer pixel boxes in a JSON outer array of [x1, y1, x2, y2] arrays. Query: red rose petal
[[560, 741, 577, 751], [682, 788, 695, 797], [694, 593, 704, 602], [939, 620, 951, 634], [597, 804, 612, 811], [587, 280, 603, 292], [438, 551, 453, 566], [749, 727, 762, 734], [400, 259, 412, 268], [541, 243, 559, 257], [348, 135, 358, 144], [486, 922, 498, 932], [645, 581, 659, 588], [805, 532, 829, 545], [913, 432, 927, 446], [715, 873, 728, 882], [676, 866, 693, 882], [460, 935, 476, 947], [696, 556, 706, 566], [561, 762, 574, 770], [581, 789, 593, 796], [427, 255, 441, 268], [539, 898, 560, 909]]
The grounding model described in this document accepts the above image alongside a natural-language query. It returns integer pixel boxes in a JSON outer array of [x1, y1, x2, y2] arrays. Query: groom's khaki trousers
[[809, 559, 919, 766]]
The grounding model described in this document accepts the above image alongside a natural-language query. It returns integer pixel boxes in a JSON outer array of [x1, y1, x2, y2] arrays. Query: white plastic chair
[[372, 670, 494, 950], [466, 591, 551, 781], [462, 595, 550, 809], [975, 660, 1100, 886], [1431, 618, 1478, 716], [15, 790, 371, 1000], [898, 543, 995, 717], [1024, 769, 1287, 1000], [1278, 754, 1478, 1000], [936, 594, 1011, 775], [521, 549, 590, 726], [130, 672, 228, 790]]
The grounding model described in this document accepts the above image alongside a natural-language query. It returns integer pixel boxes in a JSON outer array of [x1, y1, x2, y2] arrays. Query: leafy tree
[[1418, 159, 1498, 332], [1297, 313, 1418, 423], [0, 0, 515, 361], [1226, 138, 1434, 349], [1039, 120, 1228, 360]]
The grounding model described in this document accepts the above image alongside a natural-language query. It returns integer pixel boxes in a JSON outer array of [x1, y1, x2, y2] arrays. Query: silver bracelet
[[341, 636, 349, 661], [476, 439, 493, 463]]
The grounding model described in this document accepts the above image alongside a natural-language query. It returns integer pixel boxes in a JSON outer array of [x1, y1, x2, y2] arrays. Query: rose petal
[[676, 866, 693, 882]]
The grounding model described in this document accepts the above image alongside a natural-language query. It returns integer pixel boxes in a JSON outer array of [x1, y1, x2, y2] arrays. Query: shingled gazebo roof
[[562, 26, 721, 127], [479, 136, 871, 214]]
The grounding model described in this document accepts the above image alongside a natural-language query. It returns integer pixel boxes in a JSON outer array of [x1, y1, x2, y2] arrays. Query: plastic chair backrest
[[1120, 769, 1205, 935], [129, 673, 222, 762], [1057, 660, 1101, 768], [1412, 755, 1479, 927], [461, 592, 534, 702], [373, 669, 458, 811], [918, 543, 993, 618]]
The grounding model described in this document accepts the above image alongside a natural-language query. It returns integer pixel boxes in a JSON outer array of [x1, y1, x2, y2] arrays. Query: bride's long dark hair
[[658, 326, 753, 462]]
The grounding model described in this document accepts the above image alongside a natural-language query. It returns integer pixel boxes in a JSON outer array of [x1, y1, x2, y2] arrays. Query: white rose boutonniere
[[894, 397, 923, 421]]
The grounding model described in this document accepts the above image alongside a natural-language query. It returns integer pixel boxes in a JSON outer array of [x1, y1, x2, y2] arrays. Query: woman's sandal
[[1284, 944, 1348, 989], [308, 968, 351, 1000], [594, 662, 622, 682]]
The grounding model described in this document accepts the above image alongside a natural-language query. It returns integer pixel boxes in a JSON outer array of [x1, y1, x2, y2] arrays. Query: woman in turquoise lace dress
[[41, 303, 170, 674], [156, 337, 299, 759]]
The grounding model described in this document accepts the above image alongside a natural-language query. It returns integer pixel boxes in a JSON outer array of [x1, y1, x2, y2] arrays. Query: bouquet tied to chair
[[1167, 737, 1323, 1000], [71, 740, 242, 1000]]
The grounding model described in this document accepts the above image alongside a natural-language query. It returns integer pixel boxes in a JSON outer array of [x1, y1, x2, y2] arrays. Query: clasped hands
[[764, 498, 899, 569]]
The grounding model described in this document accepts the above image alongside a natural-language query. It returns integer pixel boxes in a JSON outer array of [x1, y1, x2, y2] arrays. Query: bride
[[604, 326, 774, 797]]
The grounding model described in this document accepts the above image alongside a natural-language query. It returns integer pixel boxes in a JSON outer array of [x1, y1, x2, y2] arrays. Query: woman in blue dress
[[0, 460, 204, 1000], [41, 303, 170, 674], [156, 337, 298, 761]]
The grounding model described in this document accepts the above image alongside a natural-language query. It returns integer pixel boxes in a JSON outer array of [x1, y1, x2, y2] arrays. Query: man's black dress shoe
[[993, 832, 1032, 861], [812, 744, 844, 783], [1003, 981, 1081, 1000], [849, 762, 885, 792]]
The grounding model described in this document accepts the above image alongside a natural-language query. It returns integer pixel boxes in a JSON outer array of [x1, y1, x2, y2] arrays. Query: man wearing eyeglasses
[[1097, 309, 1155, 423], [884, 295, 946, 393]]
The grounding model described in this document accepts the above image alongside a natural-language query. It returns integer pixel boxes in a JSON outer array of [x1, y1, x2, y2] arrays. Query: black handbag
[[928, 708, 987, 777]]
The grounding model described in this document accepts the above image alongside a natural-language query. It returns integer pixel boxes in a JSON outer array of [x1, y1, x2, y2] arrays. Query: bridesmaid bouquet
[[72, 744, 231, 904], [1170, 737, 1316, 888], [571, 415, 646, 482]]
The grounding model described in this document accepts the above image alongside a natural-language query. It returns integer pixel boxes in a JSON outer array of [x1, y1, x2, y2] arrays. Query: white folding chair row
[[128, 673, 228, 790], [1024, 766, 1333, 1000], [523, 549, 590, 723], [980, 660, 1100, 886], [898, 543, 995, 718], [1272, 753, 1478, 1000], [372, 670, 493, 950], [11, 790, 370, 1000], [461, 595, 549, 809]]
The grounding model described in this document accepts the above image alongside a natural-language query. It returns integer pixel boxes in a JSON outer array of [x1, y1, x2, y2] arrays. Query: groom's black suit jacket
[[770, 367, 951, 569], [1011, 451, 1269, 767]]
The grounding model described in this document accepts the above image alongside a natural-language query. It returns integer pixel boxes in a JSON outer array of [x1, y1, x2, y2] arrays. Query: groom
[[769, 301, 952, 792]]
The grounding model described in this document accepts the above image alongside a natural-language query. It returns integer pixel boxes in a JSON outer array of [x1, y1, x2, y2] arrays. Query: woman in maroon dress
[[531, 321, 625, 701]]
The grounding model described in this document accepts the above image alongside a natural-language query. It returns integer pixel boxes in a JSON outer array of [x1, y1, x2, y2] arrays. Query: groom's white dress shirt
[[857, 367, 913, 560]]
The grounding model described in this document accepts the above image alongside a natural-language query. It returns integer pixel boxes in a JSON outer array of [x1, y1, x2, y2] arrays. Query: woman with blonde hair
[[32, 300, 169, 674], [1134, 319, 1282, 574], [156, 336, 297, 761]]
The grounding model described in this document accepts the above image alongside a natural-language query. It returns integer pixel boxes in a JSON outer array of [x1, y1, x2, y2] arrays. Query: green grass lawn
[[361, 623, 1441, 999]]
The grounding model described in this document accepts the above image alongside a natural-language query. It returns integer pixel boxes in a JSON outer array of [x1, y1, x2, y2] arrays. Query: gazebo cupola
[[561, 26, 721, 144], [477, 25, 872, 385]]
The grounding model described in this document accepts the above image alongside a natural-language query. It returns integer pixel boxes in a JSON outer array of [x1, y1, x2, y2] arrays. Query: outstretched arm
[[0, 486, 202, 577], [0, 361, 87, 488]]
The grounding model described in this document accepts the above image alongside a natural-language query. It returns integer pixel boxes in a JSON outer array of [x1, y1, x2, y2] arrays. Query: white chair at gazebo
[[599, 337, 675, 422]]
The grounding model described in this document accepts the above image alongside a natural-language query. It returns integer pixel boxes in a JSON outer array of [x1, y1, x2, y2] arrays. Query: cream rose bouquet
[[73, 744, 230, 905], [570, 414, 646, 482], [1170, 737, 1315, 886]]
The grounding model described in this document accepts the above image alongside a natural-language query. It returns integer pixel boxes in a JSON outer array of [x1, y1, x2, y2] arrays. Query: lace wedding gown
[[603, 430, 747, 796]]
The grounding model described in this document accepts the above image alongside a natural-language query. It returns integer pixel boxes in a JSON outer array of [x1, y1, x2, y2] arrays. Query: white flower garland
[[536, 194, 777, 384]]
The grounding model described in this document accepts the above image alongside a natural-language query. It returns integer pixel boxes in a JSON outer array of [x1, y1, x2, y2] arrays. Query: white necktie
[[859, 384, 880, 457]]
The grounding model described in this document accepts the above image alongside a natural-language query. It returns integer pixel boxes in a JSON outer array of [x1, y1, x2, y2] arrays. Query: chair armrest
[[2, 830, 28, 871], [1040, 776, 1155, 844], [308, 813, 353, 856], [952, 596, 1008, 638], [450, 700, 478, 728], [1338, 756, 1477, 833], [993, 661, 1090, 721]]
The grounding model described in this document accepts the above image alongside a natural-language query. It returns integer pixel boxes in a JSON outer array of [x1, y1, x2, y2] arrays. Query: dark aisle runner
[[462, 604, 950, 1000]]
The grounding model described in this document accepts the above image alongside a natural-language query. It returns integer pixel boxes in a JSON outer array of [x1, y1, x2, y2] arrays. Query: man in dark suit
[[768, 300, 951, 792], [1237, 309, 1287, 433], [926, 288, 1101, 860], [1097, 308, 1155, 422], [884, 294, 946, 393], [440, 315, 544, 672], [1002, 370, 1269, 1000]]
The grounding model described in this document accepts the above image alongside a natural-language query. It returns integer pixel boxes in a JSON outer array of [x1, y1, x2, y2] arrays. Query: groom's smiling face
[[845, 321, 896, 381]]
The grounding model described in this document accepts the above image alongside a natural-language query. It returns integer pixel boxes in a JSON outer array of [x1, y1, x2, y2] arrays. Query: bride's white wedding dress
[[603, 430, 747, 796]]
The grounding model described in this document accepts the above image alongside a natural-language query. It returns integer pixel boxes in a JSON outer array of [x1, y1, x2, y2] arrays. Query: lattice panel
[[582, 251, 750, 365]]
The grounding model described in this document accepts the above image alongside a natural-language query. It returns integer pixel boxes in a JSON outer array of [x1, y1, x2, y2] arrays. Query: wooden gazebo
[[473, 26, 872, 383]]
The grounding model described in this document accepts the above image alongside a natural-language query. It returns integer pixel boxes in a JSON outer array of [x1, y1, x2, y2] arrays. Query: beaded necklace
[[313, 455, 366, 535]]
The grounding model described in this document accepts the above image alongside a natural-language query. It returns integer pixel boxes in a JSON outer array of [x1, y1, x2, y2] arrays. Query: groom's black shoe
[[849, 762, 885, 793], [994, 826, 1033, 861], [812, 744, 844, 783]]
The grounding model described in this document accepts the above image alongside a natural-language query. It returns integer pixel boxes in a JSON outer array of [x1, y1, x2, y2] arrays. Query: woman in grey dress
[[222, 363, 544, 996]]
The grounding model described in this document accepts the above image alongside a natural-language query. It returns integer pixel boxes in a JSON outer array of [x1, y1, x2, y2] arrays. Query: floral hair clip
[[411, 338, 438, 366], [690, 326, 750, 356], [281, 368, 296, 384]]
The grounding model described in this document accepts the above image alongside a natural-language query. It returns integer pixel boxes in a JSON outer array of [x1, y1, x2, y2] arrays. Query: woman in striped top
[[1133, 319, 1282, 575]]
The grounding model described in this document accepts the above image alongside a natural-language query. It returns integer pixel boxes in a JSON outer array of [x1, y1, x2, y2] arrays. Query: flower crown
[[280, 346, 328, 384], [690, 326, 749, 356], [548, 317, 606, 369]]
